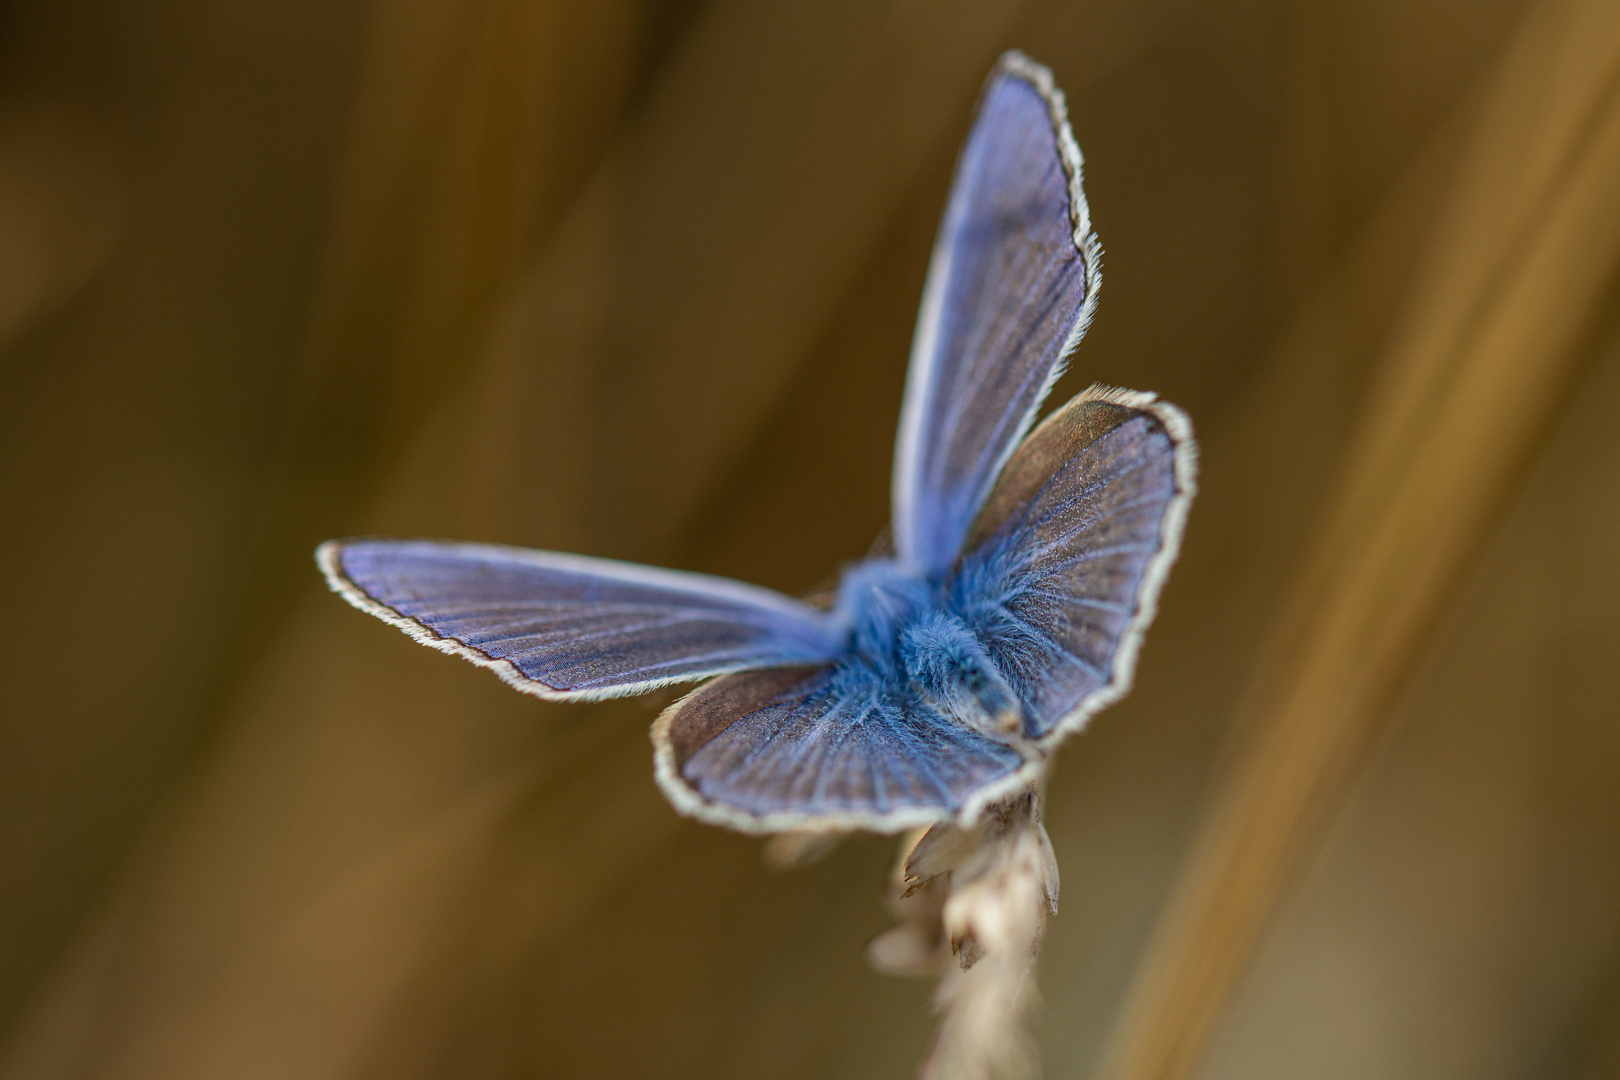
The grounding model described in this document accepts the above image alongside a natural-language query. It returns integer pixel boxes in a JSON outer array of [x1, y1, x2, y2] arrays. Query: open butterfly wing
[[956, 387, 1196, 744], [891, 52, 1101, 578], [653, 666, 1030, 833], [319, 539, 845, 700], [319, 53, 1188, 834]]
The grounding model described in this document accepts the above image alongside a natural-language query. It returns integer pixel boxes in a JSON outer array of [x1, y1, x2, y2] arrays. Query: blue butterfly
[[318, 52, 1196, 835]]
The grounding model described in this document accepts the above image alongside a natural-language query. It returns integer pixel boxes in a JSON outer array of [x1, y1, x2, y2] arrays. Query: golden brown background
[[1, 0, 1618, 1077]]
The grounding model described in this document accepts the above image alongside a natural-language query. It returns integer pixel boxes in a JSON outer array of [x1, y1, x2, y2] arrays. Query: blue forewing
[[891, 52, 1101, 580], [318, 52, 1197, 835], [320, 540, 844, 700]]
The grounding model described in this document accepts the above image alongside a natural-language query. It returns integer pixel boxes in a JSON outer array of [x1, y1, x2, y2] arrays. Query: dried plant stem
[[870, 793, 1059, 1080], [1094, 2, 1620, 1079], [920, 828, 1052, 1080]]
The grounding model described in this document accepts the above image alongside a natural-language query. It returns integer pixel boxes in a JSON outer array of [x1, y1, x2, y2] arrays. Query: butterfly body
[[824, 549, 1027, 745], [319, 52, 1197, 836]]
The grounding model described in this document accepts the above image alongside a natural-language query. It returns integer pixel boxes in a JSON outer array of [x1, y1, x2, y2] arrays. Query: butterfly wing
[[319, 539, 846, 700], [653, 665, 1031, 833], [892, 51, 1102, 578], [952, 386, 1196, 744]]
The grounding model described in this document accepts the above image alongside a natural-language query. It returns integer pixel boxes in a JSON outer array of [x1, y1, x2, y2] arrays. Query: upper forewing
[[319, 539, 846, 700], [892, 51, 1101, 578]]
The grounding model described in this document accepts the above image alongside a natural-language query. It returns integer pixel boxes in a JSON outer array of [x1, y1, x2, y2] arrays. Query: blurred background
[[1, 0, 1617, 1077]]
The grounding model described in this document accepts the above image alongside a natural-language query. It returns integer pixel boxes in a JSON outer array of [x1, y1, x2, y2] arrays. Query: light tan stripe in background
[[1095, 1, 1620, 1077]]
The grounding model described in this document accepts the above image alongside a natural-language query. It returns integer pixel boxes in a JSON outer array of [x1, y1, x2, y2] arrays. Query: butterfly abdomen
[[831, 557, 1028, 740], [899, 609, 1023, 739]]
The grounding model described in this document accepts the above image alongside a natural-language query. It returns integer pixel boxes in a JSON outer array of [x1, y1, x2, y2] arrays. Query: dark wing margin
[[318, 539, 846, 701], [891, 50, 1102, 579], [652, 666, 1034, 834], [958, 385, 1197, 746]]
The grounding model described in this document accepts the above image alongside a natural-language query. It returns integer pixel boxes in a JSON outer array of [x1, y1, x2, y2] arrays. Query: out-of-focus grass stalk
[[1094, 2, 1620, 1078]]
